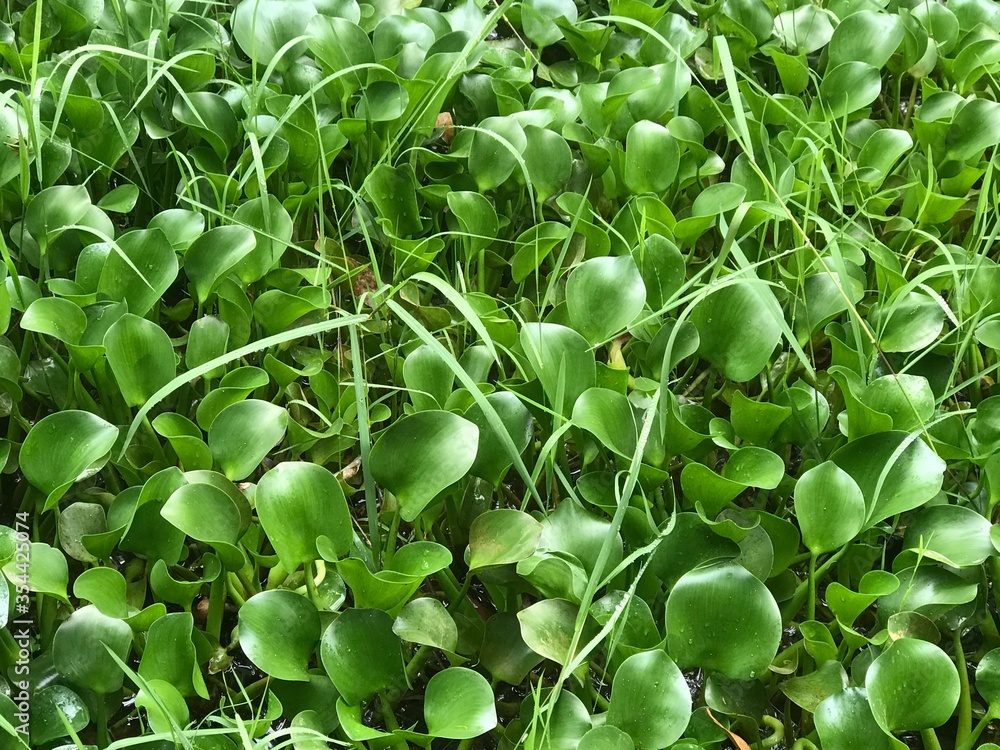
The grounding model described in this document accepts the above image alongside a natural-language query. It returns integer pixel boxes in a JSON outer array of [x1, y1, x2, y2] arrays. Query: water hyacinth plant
[[2, 0, 1000, 747]]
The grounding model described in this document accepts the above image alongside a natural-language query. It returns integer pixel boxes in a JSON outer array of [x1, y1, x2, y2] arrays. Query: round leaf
[[53, 606, 132, 694], [256, 462, 353, 569], [666, 562, 781, 679], [866, 638, 959, 731], [104, 313, 176, 407], [690, 280, 783, 382], [392, 598, 458, 652], [815, 687, 895, 750], [424, 668, 497, 740], [239, 590, 321, 682], [20, 411, 119, 500], [320, 609, 406, 705], [567, 255, 647, 345], [607, 650, 691, 748], [795, 461, 866, 555], [208, 400, 288, 480], [468, 509, 543, 569], [369, 410, 478, 521], [624, 120, 679, 194]]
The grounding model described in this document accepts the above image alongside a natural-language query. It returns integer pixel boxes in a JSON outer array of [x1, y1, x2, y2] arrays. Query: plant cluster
[[3, 0, 1000, 747]]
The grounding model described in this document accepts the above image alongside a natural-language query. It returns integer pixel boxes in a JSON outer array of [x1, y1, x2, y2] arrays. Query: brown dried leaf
[[706, 708, 753, 750]]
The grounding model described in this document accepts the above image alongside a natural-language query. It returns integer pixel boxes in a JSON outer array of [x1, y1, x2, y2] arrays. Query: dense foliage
[[3, 0, 1000, 747]]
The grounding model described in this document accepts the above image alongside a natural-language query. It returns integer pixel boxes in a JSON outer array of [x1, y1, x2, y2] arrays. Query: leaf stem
[[920, 728, 943, 750], [807, 553, 817, 621], [958, 709, 998, 750], [94, 695, 109, 749], [304, 560, 320, 606], [207, 575, 226, 642], [955, 628, 972, 748]]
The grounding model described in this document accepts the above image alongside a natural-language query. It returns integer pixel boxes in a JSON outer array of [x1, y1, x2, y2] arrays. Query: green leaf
[[232, 0, 317, 69], [831, 431, 945, 526], [517, 598, 598, 666], [97, 184, 139, 213], [774, 4, 835, 53], [369, 410, 478, 521], [795, 461, 866, 555], [480, 613, 544, 685], [160, 482, 245, 569], [256, 462, 353, 569], [184, 226, 258, 305], [232, 196, 294, 284], [97, 228, 178, 317], [567, 255, 647, 345], [666, 562, 781, 679], [320, 609, 406, 705], [105, 313, 176, 407], [522, 125, 572, 202], [573, 388, 638, 458], [21, 296, 87, 345], [779, 660, 848, 713], [690, 280, 783, 382], [607, 650, 691, 748], [20, 410, 119, 504], [624, 120, 679, 194], [976, 648, 1000, 709], [468, 117, 527, 192], [520, 322, 596, 418], [424, 668, 497, 740], [870, 291, 945, 353], [580, 726, 635, 750], [3, 542, 69, 602], [680, 447, 785, 517], [468, 509, 543, 569], [464, 392, 534, 486], [392, 598, 458, 652], [25, 185, 91, 248], [815, 687, 895, 750], [53, 606, 132, 694], [172, 92, 239, 160], [139, 612, 208, 699], [828, 11, 904, 68], [902, 504, 994, 567], [820, 62, 883, 119], [239, 590, 321, 682], [31, 685, 90, 746], [208, 400, 288, 480], [866, 638, 959, 731], [73, 567, 128, 618], [402, 344, 455, 411]]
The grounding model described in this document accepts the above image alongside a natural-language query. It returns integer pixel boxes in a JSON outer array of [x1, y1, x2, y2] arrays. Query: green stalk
[[207, 575, 226, 642], [304, 560, 320, 606], [94, 696, 109, 749], [920, 728, 943, 750], [405, 644, 433, 684], [957, 708, 999, 750], [807, 553, 817, 622], [955, 628, 972, 749]]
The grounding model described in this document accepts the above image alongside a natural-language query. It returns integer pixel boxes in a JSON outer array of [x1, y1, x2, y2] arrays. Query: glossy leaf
[[369, 410, 478, 521], [866, 638, 959, 731], [666, 562, 781, 679], [256, 462, 353, 568], [239, 590, 321, 682]]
